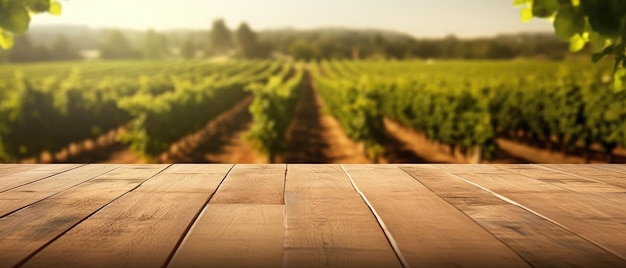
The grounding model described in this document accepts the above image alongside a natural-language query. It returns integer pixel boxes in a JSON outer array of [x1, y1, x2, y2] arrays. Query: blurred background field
[[0, 0, 624, 164]]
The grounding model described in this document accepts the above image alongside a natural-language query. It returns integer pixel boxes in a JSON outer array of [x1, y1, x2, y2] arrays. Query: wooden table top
[[1, 164, 625, 267]]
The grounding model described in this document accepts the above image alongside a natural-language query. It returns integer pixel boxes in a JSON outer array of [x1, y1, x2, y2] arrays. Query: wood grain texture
[[590, 164, 626, 175], [169, 204, 284, 268], [0, 164, 81, 192], [283, 164, 401, 267], [0, 164, 120, 218], [446, 165, 626, 261], [23, 166, 230, 268], [0, 164, 38, 177], [0, 165, 167, 268], [402, 165, 626, 267], [439, 165, 570, 194], [539, 164, 626, 190], [494, 164, 625, 193], [210, 164, 285, 204], [162, 164, 232, 174], [2, 164, 626, 267], [344, 164, 529, 268]]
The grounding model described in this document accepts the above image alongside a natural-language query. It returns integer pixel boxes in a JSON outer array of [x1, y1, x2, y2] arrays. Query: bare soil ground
[[383, 118, 528, 164], [383, 118, 626, 164], [282, 70, 370, 163]]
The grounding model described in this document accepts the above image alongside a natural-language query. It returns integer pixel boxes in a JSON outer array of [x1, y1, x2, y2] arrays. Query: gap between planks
[[340, 164, 409, 268], [433, 165, 626, 262]]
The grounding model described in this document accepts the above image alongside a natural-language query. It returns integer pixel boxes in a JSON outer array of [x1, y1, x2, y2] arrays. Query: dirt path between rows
[[383, 118, 626, 164], [383, 118, 527, 164], [281, 69, 370, 163]]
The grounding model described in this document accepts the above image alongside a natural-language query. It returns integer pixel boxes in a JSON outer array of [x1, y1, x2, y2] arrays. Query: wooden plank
[[591, 164, 626, 175], [169, 204, 284, 268], [344, 164, 529, 268], [0, 164, 120, 218], [446, 165, 626, 261], [0, 165, 167, 267], [0, 164, 38, 177], [402, 165, 626, 267], [23, 165, 231, 267], [416, 163, 501, 173], [439, 165, 570, 194], [162, 164, 232, 174], [540, 164, 626, 190], [284, 249, 401, 268], [495, 164, 625, 193], [0, 164, 81, 192], [210, 164, 285, 204], [283, 164, 401, 267]]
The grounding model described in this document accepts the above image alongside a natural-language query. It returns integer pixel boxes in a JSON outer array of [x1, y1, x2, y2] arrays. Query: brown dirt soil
[[497, 138, 626, 164], [281, 69, 370, 163], [383, 118, 528, 164], [19, 125, 145, 164]]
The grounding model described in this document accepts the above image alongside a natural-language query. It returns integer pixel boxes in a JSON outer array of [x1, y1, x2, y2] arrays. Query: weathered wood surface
[[0, 164, 625, 268]]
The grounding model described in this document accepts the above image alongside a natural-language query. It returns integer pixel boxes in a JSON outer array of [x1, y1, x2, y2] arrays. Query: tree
[[515, 0, 626, 90], [235, 22, 257, 58], [142, 29, 169, 59], [289, 39, 315, 60], [100, 30, 140, 60], [0, 0, 62, 49], [50, 34, 78, 61], [209, 19, 233, 55], [181, 36, 196, 59], [9, 35, 34, 62]]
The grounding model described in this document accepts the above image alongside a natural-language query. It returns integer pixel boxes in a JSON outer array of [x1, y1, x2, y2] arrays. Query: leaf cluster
[[0, 0, 61, 49], [515, 0, 626, 91]]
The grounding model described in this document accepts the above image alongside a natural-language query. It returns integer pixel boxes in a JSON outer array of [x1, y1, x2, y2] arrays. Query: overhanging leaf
[[569, 34, 586, 51], [520, 6, 534, 22], [24, 0, 50, 13], [0, 1, 31, 35], [0, 30, 14, 49], [532, 0, 559, 18], [553, 4, 584, 40], [49, 1, 61, 16]]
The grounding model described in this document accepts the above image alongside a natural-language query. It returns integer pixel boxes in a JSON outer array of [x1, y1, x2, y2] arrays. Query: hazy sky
[[32, 0, 553, 37]]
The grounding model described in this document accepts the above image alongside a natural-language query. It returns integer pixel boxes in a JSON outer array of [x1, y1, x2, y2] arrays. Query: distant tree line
[[0, 19, 573, 63]]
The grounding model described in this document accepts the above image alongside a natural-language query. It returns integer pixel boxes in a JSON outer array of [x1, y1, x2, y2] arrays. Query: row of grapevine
[[0, 60, 277, 162], [117, 61, 287, 158], [321, 60, 626, 162], [311, 61, 386, 160], [0, 70, 131, 161], [245, 62, 304, 162]]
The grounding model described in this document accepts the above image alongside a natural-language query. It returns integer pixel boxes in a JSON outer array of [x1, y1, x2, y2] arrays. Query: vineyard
[[0, 59, 625, 164]]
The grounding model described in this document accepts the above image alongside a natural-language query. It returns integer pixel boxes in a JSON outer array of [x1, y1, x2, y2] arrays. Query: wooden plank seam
[[13, 164, 174, 267], [0, 164, 87, 193], [0, 165, 122, 219], [340, 164, 410, 268], [164, 164, 236, 267], [444, 169, 626, 262], [588, 165, 626, 176], [532, 164, 614, 185]]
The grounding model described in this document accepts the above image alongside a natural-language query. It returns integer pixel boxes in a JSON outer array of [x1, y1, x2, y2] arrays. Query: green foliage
[[0, 0, 61, 49], [100, 30, 141, 59], [289, 39, 316, 61], [142, 29, 169, 60], [246, 62, 303, 162], [210, 19, 233, 55], [515, 0, 626, 91], [0, 60, 245, 161], [118, 61, 282, 157], [312, 60, 387, 160]]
